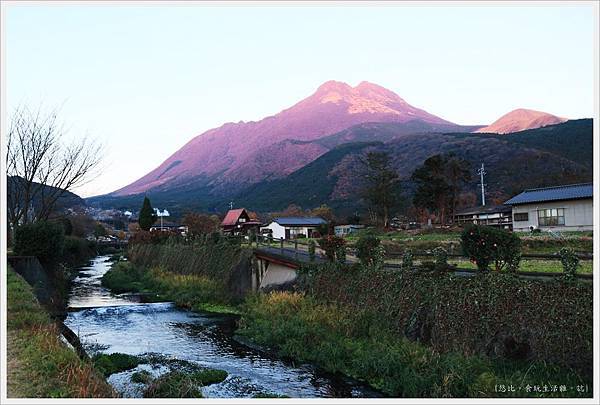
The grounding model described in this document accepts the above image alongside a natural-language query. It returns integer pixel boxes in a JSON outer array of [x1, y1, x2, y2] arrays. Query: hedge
[[305, 265, 592, 376]]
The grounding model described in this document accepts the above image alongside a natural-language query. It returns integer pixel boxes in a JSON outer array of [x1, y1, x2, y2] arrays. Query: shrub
[[461, 224, 521, 272], [402, 250, 414, 270], [308, 240, 316, 262], [318, 235, 346, 262], [559, 247, 579, 282], [355, 235, 384, 267], [14, 221, 65, 263], [432, 246, 448, 271], [335, 245, 346, 264], [129, 230, 181, 245], [63, 236, 96, 266]]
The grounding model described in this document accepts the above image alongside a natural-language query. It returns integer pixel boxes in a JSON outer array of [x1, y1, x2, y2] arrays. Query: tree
[[411, 154, 471, 225], [6, 106, 103, 235], [94, 223, 107, 238], [309, 204, 335, 223], [182, 212, 220, 236], [138, 196, 157, 231], [360, 151, 399, 229]]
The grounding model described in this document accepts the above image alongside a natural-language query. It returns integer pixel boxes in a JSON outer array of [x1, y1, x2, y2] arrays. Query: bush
[[308, 240, 316, 262], [63, 236, 96, 266], [461, 225, 521, 272], [129, 230, 182, 245], [355, 235, 384, 267], [559, 247, 579, 282], [14, 221, 65, 263], [318, 235, 346, 262], [432, 246, 448, 271], [402, 250, 414, 270]]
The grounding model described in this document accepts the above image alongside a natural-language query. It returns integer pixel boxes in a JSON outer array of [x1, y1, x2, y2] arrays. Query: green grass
[[6, 267, 114, 398], [238, 291, 591, 398], [92, 353, 144, 377], [448, 259, 593, 274], [130, 370, 153, 384], [142, 369, 227, 398], [102, 261, 239, 314]]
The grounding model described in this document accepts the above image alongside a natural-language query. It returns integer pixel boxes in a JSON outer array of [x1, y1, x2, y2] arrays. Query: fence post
[[280, 237, 284, 252], [295, 239, 298, 258]]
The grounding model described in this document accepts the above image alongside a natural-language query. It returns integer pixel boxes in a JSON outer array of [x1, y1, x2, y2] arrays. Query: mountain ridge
[[111, 80, 461, 196]]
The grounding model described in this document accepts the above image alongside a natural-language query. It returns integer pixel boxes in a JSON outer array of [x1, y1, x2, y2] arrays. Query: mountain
[[236, 119, 592, 214], [111, 80, 465, 196], [7, 176, 86, 214], [475, 108, 566, 134]]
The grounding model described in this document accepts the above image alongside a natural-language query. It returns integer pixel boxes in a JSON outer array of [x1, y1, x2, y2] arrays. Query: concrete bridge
[[251, 236, 327, 290]]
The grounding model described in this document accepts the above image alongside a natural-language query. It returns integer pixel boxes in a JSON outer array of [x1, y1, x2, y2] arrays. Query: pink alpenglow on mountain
[[113, 80, 456, 196], [475, 108, 567, 134]]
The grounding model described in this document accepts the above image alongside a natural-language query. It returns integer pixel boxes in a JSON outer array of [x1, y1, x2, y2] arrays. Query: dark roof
[[504, 183, 593, 205], [455, 205, 512, 216], [273, 217, 326, 226]]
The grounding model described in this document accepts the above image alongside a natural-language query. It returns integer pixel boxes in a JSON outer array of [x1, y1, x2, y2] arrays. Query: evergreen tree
[[411, 153, 471, 225], [138, 196, 157, 231], [360, 151, 400, 229]]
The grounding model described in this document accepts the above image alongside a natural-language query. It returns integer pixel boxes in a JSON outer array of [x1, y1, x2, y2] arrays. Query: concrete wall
[[258, 262, 297, 290], [512, 198, 593, 232]]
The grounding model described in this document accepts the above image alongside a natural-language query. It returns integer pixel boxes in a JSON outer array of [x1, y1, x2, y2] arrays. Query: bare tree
[[6, 106, 103, 233]]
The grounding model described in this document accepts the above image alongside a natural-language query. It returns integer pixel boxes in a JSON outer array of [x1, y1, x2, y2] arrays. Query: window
[[514, 212, 529, 222], [538, 208, 565, 226]]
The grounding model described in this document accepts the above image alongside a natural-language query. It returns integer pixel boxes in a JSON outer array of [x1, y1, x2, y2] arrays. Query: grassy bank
[[7, 267, 114, 398], [101, 261, 240, 314], [238, 291, 591, 398]]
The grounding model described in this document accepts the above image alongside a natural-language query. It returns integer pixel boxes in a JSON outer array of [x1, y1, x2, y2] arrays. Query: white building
[[262, 217, 327, 240], [504, 183, 593, 232]]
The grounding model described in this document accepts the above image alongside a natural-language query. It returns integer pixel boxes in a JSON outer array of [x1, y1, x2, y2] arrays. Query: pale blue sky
[[4, 3, 596, 197]]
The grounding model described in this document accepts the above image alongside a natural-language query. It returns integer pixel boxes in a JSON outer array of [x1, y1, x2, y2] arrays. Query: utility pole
[[477, 163, 486, 206]]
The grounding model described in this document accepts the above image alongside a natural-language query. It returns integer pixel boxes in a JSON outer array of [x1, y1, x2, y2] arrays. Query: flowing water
[[64, 256, 381, 398]]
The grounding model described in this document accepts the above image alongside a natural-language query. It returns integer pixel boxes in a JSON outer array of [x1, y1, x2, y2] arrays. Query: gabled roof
[[221, 208, 247, 226], [504, 183, 593, 206], [272, 217, 327, 226], [455, 205, 512, 216]]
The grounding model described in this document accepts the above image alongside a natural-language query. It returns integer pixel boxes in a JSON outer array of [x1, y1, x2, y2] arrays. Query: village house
[[334, 224, 365, 237], [262, 217, 327, 240], [221, 208, 262, 235], [504, 183, 593, 232], [454, 205, 513, 230]]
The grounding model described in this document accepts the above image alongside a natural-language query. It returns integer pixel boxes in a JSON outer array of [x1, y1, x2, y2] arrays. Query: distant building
[[334, 224, 365, 237], [454, 205, 513, 230], [149, 223, 188, 235], [221, 208, 261, 235], [262, 217, 327, 240], [504, 183, 593, 232]]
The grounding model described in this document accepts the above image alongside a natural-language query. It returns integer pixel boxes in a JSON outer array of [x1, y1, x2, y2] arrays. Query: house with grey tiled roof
[[504, 183, 593, 232]]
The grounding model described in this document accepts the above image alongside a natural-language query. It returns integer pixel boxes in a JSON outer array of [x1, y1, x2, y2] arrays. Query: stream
[[64, 256, 381, 398]]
